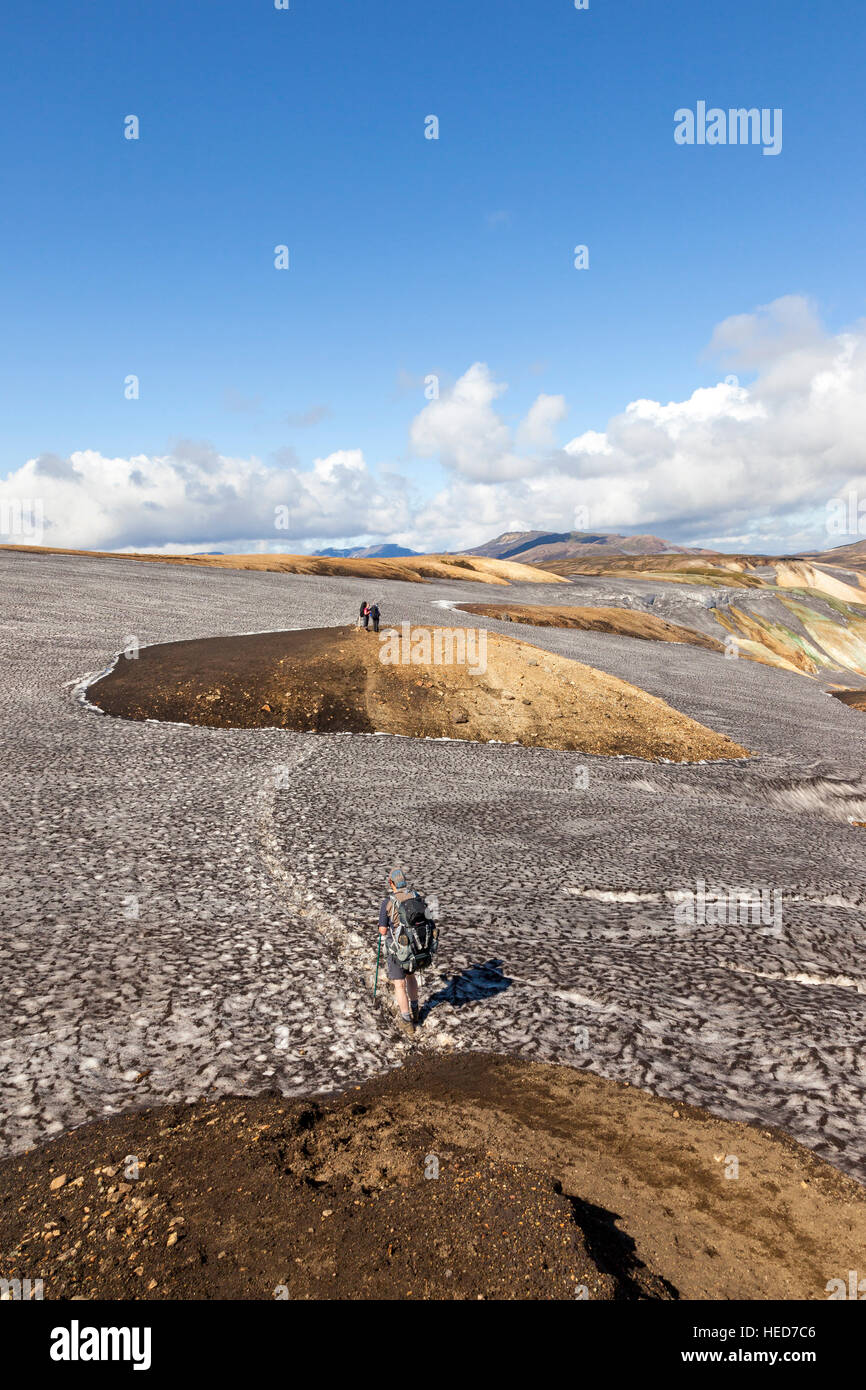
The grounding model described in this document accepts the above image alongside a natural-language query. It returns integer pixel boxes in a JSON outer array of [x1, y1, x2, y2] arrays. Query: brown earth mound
[[91, 625, 749, 761], [1, 1054, 861, 1301], [458, 603, 724, 651], [831, 689, 866, 711]]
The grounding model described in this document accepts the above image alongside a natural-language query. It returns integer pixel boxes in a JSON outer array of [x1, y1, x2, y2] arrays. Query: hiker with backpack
[[369, 602, 380, 633], [358, 600, 370, 630], [377, 868, 439, 1034]]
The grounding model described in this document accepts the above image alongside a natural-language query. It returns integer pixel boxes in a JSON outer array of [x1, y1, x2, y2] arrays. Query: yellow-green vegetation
[[536, 554, 765, 586], [713, 594, 866, 681]]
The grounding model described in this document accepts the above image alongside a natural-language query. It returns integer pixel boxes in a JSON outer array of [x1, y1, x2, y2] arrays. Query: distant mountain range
[[308, 532, 866, 568], [314, 543, 421, 559], [802, 538, 866, 566], [455, 530, 712, 564], [313, 532, 705, 564]]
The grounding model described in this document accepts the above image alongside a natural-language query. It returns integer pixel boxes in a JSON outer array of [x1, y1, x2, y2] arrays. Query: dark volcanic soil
[[90, 625, 748, 761], [2, 1055, 861, 1301]]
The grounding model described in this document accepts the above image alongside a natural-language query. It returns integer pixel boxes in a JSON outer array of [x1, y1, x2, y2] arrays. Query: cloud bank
[[2, 296, 865, 554]]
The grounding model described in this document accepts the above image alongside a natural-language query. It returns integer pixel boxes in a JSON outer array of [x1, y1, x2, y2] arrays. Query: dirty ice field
[[2, 549, 866, 1180]]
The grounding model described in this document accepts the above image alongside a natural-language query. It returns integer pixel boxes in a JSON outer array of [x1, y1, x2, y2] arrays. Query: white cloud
[[4, 297, 866, 556], [417, 298, 866, 550], [0, 444, 412, 552], [563, 430, 611, 458], [409, 362, 534, 482], [516, 393, 568, 450], [706, 294, 825, 369]]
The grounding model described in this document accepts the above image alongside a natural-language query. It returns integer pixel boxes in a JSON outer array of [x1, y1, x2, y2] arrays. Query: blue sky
[[2, 0, 865, 554]]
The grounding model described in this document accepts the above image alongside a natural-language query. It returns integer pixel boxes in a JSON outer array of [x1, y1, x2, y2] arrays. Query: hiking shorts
[[382, 939, 409, 981]]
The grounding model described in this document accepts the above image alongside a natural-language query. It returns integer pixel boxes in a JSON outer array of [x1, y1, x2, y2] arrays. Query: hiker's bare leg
[[393, 976, 418, 1011]]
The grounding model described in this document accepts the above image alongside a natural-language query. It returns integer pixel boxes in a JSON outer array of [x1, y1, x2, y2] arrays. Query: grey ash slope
[[2, 550, 866, 1179]]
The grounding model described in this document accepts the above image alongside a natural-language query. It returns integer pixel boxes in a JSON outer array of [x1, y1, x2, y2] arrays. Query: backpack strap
[[386, 887, 415, 934], [386, 890, 403, 931]]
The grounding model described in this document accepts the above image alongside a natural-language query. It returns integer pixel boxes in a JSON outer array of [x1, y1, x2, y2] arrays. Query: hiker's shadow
[[557, 1189, 679, 1300], [422, 959, 511, 1019]]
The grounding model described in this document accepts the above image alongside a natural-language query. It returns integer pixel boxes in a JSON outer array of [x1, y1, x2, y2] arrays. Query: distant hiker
[[359, 600, 370, 630], [369, 602, 380, 633], [378, 868, 439, 1034]]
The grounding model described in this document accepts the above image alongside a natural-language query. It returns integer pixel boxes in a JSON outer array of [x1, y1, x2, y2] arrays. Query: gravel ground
[[2, 549, 866, 1178]]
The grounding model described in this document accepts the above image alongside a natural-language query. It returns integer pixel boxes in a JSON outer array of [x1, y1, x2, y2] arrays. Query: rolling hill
[[457, 530, 710, 564], [0, 545, 561, 586]]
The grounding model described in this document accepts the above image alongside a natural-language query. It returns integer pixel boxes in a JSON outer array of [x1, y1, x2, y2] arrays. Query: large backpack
[[386, 888, 439, 973]]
